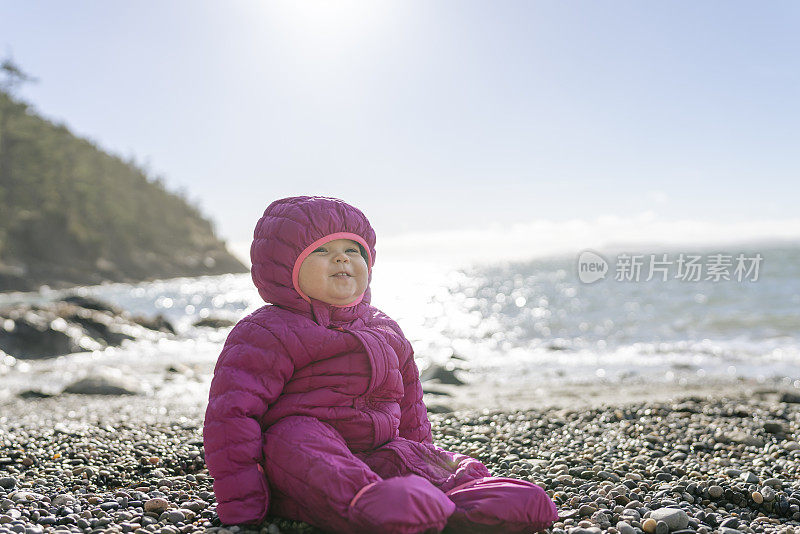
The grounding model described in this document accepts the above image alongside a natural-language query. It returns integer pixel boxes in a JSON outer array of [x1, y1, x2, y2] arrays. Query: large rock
[[61, 295, 123, 315], [0, 298, 171, 359], [62, 375, 139, 395], [649, 508, 689, 530], [0, 310, 83, 358], [59, 304, 135, 346], [131, 314, 175, 334], [420, 363, 465, 385], [192, 317, 235, 328], [780, 391, 800, 403]]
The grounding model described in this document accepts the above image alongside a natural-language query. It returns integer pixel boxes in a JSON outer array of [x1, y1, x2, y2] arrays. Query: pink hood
[[250, 195, 377, 324]]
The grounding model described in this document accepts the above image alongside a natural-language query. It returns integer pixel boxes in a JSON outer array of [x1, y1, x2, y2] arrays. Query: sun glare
[[264, 0, 394, 57]]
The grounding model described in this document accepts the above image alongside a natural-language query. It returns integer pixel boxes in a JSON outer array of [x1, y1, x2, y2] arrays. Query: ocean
[[1, 243, 798, 401]]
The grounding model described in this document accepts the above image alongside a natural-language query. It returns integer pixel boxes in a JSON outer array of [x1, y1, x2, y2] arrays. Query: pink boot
[[348, 474, 456, 534], [442, 476, 558, 533]]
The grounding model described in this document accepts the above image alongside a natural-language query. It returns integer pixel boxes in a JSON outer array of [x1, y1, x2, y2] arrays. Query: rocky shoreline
[[1, 389, 800, 534], [0, 296, 177, 360], [0, 295, 237, 400]]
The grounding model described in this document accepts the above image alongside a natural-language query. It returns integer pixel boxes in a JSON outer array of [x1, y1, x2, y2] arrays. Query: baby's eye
[[347, 248, 359, 253], [314, 247, 326, 253]]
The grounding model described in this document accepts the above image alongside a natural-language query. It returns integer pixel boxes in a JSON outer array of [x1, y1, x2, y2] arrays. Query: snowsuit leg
[[262, 416, 454, 534], [354, 436, 492, 491], [356, 437, 558, 533]]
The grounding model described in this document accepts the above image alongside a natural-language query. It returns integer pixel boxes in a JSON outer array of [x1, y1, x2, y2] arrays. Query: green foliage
[[0, 89, 246, 289]]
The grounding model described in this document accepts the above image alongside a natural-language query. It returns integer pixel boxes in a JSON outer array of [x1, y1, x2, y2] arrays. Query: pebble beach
[[2, 382, 800, 534]]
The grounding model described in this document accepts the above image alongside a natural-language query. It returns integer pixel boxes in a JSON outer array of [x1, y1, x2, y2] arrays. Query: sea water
[[1, 244, 798, 401]]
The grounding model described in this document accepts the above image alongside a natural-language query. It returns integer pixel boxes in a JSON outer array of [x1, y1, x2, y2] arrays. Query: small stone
[[764, 421, 786, 433], [709, 485, 724, 498], [741, 471, 759, 484], [616, 522, 636, 534], [729, 432, 764, 447], [181, 500, 206, 513], [642, 518, 657, 533], [720, 517, 740, 529], [591, 511, 611, 529], [178, 508, 195, 521], [655, 521, 669, 534], [620, 509, 641, 522], [144, 498, 169, 513], [578, 504, 597, 516], [650, 508, 690, 530], [10, 491, 45, 503], [51, 495, 75, 507], [0, 478, 16, 489], [752, 491, 764, 504], [160, 510, 185, 524], [99, 501, 119, 511]]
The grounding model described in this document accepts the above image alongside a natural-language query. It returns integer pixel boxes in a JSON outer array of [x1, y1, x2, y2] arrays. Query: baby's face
[[298, 238, 369, 306]]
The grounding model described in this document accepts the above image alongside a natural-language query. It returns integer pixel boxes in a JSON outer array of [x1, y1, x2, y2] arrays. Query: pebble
[[642, 518, 657, 533], [160, 510, 185, 524], [579, 504, 597, 516], [741, 471, 759, 484], [720, 517, 740, 529], [650, 508, 689, 530], [144, 498, 169, 513]]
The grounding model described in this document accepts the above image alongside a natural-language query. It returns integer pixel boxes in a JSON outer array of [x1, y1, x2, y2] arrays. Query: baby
[[203, 196, 558, 533]]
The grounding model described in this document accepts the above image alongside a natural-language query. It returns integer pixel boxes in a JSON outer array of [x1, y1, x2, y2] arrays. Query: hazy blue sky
[[2, 1, 799, 262]]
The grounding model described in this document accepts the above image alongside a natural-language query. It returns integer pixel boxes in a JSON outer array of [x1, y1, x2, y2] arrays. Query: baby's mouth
[[332, 272, 351, 278]]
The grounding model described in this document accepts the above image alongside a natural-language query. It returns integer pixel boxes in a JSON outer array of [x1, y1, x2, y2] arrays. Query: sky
[[1, 1, 799, 265]]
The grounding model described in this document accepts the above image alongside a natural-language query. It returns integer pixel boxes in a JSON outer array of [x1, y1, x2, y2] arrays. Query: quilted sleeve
[[203, 320, 294, 525], [396, 333, 433, 444]]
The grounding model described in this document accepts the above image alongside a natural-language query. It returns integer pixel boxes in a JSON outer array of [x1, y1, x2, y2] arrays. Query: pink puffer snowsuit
[[203, 196, 558, 533]]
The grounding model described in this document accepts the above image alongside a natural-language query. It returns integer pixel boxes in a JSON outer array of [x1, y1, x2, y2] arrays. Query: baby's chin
[[325, 290, 364, 305]]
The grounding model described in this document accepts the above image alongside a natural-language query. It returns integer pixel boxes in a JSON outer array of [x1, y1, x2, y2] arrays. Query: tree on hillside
[[0, 57, 38, 215], [0, 57, 246, 291]]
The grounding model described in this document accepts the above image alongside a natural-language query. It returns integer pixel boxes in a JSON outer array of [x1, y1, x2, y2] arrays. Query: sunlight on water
[[1, 245, 799, 399]]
